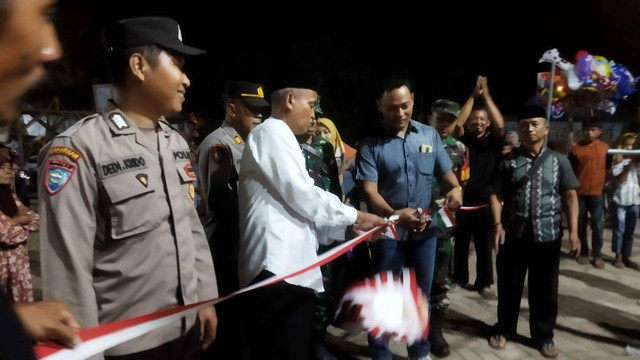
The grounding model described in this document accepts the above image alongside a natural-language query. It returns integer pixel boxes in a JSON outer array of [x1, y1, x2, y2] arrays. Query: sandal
[[480, 287, 498, 300], [539, 340, 558, 359], [489, 334, 507, 349]]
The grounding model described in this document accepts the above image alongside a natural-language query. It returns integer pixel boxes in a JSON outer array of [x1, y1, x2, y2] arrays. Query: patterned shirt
[[356, 120, 453, 241], [612, 159, 640, 206], [491, 146, 579, 242], [0, 194, 39, 246]]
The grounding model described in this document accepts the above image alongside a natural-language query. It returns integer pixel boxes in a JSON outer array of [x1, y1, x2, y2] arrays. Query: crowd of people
[[0, 2, 639, 360]]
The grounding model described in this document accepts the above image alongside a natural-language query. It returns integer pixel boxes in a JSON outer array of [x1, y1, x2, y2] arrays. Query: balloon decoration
[[538, 49, 639, 116]]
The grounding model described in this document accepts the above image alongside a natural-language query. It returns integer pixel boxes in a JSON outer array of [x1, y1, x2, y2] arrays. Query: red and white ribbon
[[35, 223, 397, 360], [438, 206, 456, 228], [460, 204, 487, 211]]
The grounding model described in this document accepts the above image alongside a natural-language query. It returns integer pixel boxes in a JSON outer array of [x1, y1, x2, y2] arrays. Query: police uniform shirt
[[38, 102, 218, 356], [197, 120, 245, 239]]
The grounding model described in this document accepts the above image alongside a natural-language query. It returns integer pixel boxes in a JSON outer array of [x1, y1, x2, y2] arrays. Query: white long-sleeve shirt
[[237, 117, 358, 292], [612, 159, 640, 206]]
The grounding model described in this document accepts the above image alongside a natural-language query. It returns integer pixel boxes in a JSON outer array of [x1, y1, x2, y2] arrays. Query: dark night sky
[[38, 0, 640, 143]]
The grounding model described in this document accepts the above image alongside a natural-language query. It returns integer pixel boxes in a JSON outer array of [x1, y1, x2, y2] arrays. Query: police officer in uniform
[[197, 81, 268, 360], [38, 17, 218, 360], [198, 81, 269, 295]]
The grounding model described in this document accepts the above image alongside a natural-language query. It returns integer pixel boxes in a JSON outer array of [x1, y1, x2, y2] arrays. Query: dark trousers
[[493, 229, 561, 345], [204, 228, 249, 359], [453, 207, 494, 288], [105, 318, 201, 360], [578, 195, 604, 257], [431, 236, 453, 315], [368, 233, 437, 360], [244, 270, 317, 360], [201, 300, 250, 360]]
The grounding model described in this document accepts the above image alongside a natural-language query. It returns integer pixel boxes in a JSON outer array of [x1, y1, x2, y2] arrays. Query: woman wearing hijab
[[0, 146, 38, 303], [317, 118, 358, 204]]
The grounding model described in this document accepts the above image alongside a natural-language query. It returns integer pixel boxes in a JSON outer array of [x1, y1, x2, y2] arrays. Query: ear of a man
[[226, 102, 237, 120], [129, 53, 147, 82], [285, 91, 296, 111]]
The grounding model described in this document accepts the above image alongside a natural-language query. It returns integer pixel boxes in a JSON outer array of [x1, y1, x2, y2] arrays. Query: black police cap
[[104, 17, 204, 56], [225, 81, 270, 108]]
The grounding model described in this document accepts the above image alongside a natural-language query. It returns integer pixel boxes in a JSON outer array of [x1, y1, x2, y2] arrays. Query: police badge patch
[[136, 174, 149, 188], [44, 159, 76, 195], [184, 163, 196, 179], [189, 183, 195, 200], [109, 113, 130, 130]]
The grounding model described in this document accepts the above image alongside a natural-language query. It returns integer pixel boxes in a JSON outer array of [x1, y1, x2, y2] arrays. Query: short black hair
[[582, 115, 603, 129], [377, 77, 414, 99], [105, 45, 163, 86], [471, 105, 488, 113]]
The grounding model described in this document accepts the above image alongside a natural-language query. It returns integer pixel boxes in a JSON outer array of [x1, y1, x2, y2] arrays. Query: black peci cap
[[517, 105, 548, 121]]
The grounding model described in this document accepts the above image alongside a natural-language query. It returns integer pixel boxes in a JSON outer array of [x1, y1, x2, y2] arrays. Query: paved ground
[[28, 222, 640, 359], [324, 227, 640, 360]]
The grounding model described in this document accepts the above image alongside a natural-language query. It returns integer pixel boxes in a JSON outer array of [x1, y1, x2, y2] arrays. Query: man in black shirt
[[453, 76, 505, 299]]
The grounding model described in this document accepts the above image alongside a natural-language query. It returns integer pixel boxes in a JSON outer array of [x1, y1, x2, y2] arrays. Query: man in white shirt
[[238, 81, 386, 360]]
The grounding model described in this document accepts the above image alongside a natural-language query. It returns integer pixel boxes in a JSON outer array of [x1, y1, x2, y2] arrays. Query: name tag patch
[[44, 159, 76, 195], [173, 149, 190, 162], [99, 155, 147, 179]]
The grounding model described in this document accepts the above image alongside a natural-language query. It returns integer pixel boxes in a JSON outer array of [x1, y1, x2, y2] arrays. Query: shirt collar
[[381, 119, 418, 137], [221, 120, 244, 145], [515, 144, 548, 159], [408, 120, 419, 133]]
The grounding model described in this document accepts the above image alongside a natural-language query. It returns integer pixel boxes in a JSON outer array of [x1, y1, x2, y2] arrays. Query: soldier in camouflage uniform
[[296, 102, 342, 360], [298, 107, 341, 196], [428, 99, 470, 358]]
